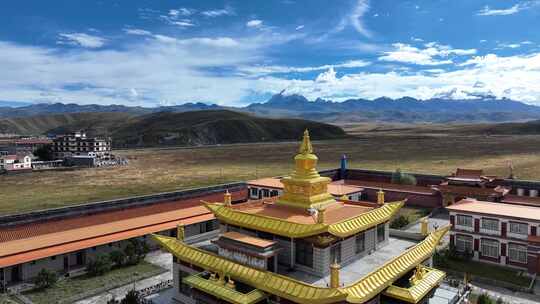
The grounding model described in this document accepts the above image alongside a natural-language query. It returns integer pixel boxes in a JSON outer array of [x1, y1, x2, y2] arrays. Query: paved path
[[470, 282, 540, 304], [75, 251, 173, 304]]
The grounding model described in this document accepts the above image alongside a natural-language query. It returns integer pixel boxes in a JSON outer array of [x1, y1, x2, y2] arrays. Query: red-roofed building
[[447, 199, 540, 274], [0, 186, 247, 288]]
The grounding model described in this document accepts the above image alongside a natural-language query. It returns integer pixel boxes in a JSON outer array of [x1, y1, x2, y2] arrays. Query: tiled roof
[[152, 226, 449, 304], [183, 273, 268, 304], [338, 180, 437, 195], [0, 190, 246, 243], [501, 194, 540, 207], [0, 190, 247, 266], [341, 226, 449, 302], [447, 199, 540, 221], [205, 201, 403, 238], [221, 231, 276, 248], [383, 267, 446, 303], [434, 185, 507, 197]]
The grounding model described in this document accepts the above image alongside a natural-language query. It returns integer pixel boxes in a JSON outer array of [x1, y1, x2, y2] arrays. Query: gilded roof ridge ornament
[[299, 129, 313, 154]]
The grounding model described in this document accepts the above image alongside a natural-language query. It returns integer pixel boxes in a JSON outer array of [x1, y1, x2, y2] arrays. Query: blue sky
[[1, 0, 540, 106]]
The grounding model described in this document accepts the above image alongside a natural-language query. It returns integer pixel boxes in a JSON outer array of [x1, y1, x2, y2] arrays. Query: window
[[481, 218, 499, 231], [271, 190, 279, 197], [355, 233, 365, 254], [178, 270, 191, 295], [508, 243, 527, 264], [480, 239, 499, 258], [263, 189, 270, 197], [377, 224, 385, 243], [455, 235, 473, 253], [51, 256, 56, 260], [200, 220, 217, 233], [295, 239, 313, 268], [456, 215, 473, 227], [509, 222, 528, 235], [250, 188, 258, 196], [330, 243, 341, 264]]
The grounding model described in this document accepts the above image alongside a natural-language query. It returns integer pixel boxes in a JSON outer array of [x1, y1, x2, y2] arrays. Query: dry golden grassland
[[2, 129, 540, 215]]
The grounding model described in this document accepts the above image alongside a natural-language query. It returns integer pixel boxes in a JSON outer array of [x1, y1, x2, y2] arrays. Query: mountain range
[[2, 94, 540, 124]]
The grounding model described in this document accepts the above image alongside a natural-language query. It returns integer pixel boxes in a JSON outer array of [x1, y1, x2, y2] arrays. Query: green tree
[[86, 254, 112, 276], [391, 168, 417, 185], [123, 238, 149, 266], [109, 250, 126, 267], [33, 144, 54, 161], [477, 293, 494, 304], [391, 168, 402, 184], [390, 215, 410, 229], [33, 269, 58, 289]]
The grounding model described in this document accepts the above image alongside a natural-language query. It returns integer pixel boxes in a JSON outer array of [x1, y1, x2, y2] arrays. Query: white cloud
[[171, 20, 195, 27], [239, 60, 370, 76], [246, 19, 263, 28], [477, 1, 539, 16], [333, 0, 372, 37], [201, 8, 233, 17], [0, 31, 304, 106], [123, 28, 152, 36], [349, 0, 371, 37], [169, 8, 194, 17], [252, 52, 540, 104], [295, 25, 304, 31], [379, 42, 476, 65], [57, 33, 106, 48]]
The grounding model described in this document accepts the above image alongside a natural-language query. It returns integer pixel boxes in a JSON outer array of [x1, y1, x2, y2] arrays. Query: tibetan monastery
[[153, 130, 450, 304]]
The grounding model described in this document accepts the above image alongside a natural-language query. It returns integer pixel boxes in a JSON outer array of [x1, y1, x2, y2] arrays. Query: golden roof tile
[[205, 201, 403, 238], [383, 267, 446, 303], [183, 273, 267, 304], [152, 225, 449, 304]]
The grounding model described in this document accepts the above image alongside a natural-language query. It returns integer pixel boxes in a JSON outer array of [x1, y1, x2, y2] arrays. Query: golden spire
[[299, 129, 313, 154], [377, 188, 385, 205], [224, 190, 232, 207], [276, 130, 336, 210]]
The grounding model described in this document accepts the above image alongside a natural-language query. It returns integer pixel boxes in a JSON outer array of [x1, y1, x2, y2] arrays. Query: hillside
[[111, 110, 346, 147], [447, 120, 540, 135], [0, 112, 135, 136], [0, 110, 345, 147]]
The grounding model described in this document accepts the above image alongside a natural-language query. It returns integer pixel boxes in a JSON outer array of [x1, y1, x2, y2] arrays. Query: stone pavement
[[470, 281, 540, 304], [75, 251, 173, 304]]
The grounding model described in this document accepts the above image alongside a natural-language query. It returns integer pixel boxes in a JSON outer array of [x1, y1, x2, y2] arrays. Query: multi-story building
[[0, 154, 32, 172], [154, 131, 451, 304], [52, 131, 111, 159], [447, 198, 540, 274]]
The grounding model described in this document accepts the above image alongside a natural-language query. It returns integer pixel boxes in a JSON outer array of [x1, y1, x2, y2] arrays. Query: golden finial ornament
[[299, 129, 313, 154]]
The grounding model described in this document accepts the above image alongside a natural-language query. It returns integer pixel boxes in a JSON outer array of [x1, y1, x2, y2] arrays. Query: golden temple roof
[[383, 267, 446, 303], [183, 273, 268, 304], [152, 225, 449, 304], [204, 200, 404, 238]]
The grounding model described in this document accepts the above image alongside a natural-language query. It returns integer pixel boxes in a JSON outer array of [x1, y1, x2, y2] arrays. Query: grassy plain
[[3, 125, 540, 214]]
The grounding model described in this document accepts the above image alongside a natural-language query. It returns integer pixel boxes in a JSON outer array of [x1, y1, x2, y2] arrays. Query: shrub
[[477, 293, 494, 304], [391, 168, 417, 185], [390, 215, 409, 229], [34, 269, 58, 289], [86, 254, 112, 276], [124, 238, 150, 266], [110, 250, 127, 267]]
